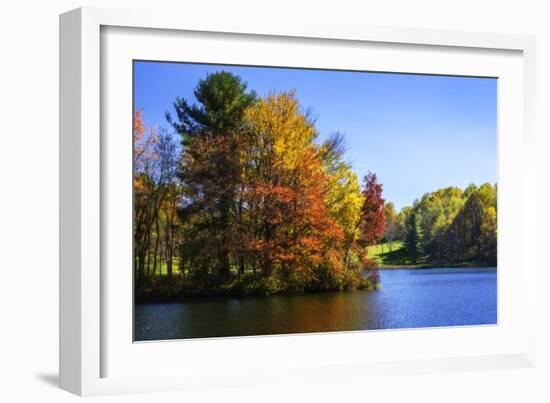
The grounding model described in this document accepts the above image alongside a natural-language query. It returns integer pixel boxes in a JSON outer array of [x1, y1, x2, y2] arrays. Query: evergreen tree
[[168, 71, 257, 280], [405, 211, 424, 263], [167, 71, 257, 139]]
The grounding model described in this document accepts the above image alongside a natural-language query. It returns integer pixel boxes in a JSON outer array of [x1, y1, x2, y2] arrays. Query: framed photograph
[[60, 6, 537, 396]]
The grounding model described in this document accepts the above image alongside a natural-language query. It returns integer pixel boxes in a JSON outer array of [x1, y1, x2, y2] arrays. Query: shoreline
[[135, 284, 380, 304], [378, 264, 497, 270]]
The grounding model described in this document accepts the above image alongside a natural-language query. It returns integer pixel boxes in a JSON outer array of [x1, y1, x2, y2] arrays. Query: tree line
[[383, 184, 497, 266], [134, 71, 386, 301]]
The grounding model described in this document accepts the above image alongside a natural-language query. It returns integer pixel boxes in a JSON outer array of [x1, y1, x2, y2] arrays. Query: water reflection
[[135, 268, 497, 341]]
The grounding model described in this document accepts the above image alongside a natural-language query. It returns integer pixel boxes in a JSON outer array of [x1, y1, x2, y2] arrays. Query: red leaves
[[358, 172, 385, 248]]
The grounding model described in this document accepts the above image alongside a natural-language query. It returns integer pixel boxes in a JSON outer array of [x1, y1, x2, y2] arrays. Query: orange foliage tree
[[136, 72, 383, 298], [236, 92, 350, 290]]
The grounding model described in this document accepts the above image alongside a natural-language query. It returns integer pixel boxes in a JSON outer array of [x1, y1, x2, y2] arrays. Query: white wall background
[[0, 0, 548, 401]]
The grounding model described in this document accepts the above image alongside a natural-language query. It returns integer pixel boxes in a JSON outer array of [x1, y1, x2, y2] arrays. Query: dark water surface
[[134, 267, 497, 341]]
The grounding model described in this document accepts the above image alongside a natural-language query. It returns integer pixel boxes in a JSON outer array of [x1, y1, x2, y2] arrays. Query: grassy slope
[[367, 241, 420, 267], [367, 241, 495, 269]]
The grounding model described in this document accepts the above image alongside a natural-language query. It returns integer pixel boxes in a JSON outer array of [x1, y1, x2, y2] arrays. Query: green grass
[[367, 241, 418, 266], [152, 259, 252, 276], [147, 258, 182, 276]]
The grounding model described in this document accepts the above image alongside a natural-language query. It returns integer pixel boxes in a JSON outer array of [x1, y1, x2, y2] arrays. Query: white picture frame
[[60, 6, 537, 396]]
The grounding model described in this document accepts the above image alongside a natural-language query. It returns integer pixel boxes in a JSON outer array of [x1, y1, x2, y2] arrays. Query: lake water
[[134, 267, 497, 341]]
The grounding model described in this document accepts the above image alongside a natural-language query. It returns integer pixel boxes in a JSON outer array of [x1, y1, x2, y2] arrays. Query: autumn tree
[[358, 172, 385, 249], [133, 112, 179, 284], [240, 92, 346, 290], [319, 133, 364, 265], [135, 74, 385, 300]]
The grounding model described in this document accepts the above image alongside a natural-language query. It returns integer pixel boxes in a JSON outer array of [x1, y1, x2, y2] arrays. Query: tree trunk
[[239, 255, 245, 276]]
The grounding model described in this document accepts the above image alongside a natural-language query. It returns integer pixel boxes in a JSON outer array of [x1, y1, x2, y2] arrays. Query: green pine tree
[[406, 211, 424, 263]]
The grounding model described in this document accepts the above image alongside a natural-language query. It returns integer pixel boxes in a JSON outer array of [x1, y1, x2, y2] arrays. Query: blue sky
[[134, 61, 497, 210]]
